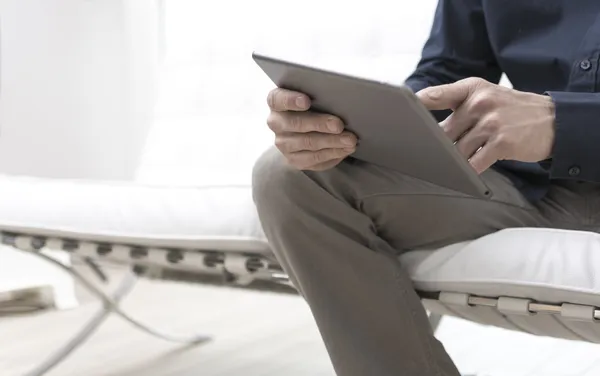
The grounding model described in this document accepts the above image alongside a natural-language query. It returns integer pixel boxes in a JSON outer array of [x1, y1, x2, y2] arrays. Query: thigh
[[308, 158, 550, 251]]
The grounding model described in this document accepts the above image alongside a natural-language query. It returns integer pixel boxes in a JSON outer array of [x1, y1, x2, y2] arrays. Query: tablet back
[[253, 52, 491, 199]]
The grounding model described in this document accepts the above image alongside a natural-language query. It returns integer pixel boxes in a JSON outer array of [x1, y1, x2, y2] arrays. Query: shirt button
[[568, 166, 581, 177], [580, 60, 592, 71]]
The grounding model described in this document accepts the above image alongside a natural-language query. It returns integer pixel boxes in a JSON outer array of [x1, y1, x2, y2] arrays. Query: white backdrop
[[0, 0, 161, 309], [136, 0, 440, 186], [0, 0, 159, 180]]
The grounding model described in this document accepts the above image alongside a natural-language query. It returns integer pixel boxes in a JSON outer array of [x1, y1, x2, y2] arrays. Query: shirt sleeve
[[404, 0, 502, 121], [545, 91, 600, 183]]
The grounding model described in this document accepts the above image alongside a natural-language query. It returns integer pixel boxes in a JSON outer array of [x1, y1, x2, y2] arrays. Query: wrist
[[542, 94, 557, 159]]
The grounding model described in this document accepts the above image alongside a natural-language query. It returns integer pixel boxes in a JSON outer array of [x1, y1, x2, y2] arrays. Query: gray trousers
[[252, 147, 600, 376]]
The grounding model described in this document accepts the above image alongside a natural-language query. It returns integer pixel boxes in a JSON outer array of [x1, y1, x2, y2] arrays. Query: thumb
[[416, 79, 475, 111]]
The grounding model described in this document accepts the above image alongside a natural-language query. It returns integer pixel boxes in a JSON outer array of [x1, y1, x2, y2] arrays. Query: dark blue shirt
[[404, 0, 600, 201]]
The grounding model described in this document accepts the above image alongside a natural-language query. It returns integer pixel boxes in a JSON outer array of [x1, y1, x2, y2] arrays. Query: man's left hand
[[417, 77, 556, 174]]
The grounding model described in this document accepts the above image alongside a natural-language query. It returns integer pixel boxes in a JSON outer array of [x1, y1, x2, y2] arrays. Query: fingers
[[440, 105, 477, 142], [311, 158, 345, 171], [469, 144, 500, 174], [275, 131, 357, 170], [268, 111, 344, 134], [455, 113, 505, 170], [265, 88, 351, 172], [417, 77, 487, 111], [287, 148, 355, 170], [454, 127, 488, 160], [416, 82, 470, 111], [275, 131, 357, 153], [267, 88, 311, 111], [467, 118, 509, 174]]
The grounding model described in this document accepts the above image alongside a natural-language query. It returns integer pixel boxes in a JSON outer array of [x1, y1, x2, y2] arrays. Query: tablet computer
[[252, 51, 492, 199]]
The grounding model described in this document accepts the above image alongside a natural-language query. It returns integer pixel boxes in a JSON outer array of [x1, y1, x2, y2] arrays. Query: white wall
[[0, 0, 159, 180], [0, 0, 162, 310], [137, 0, 440, 186]]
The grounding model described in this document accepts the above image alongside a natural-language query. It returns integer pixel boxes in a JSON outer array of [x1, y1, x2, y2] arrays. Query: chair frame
[[4, 229, 600, 375], [2, 232, 210, 376]]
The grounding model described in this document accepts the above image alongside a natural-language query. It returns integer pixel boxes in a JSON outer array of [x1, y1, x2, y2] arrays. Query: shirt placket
[[568, 15, 600, 93]]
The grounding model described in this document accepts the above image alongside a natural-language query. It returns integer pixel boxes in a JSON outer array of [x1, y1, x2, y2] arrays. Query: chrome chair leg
[[24, 271, 137, 376], [15, 250, 211, 376], [428, 312, 443, 333]]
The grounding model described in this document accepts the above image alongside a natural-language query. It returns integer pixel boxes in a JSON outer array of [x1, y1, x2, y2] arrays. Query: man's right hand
[[266, 88, 358, 171]]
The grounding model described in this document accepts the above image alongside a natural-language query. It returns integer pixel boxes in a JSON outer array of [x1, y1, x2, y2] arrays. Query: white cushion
[[0, 176, 268, 253], [400, 230, 600, 342], [0, 175, 598, 302], [0, 175, 598, 341], [400, 228, 600, 307]]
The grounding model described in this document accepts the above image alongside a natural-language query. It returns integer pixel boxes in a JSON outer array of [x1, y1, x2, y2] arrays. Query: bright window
[[137, 0, 439, 185]]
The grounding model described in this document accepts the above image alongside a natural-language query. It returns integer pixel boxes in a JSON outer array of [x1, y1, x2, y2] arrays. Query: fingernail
[[327, 118, 341, 133], [296, 96, 308, 109], [343, 147, 355, 154], [342, 135, 355, 146]]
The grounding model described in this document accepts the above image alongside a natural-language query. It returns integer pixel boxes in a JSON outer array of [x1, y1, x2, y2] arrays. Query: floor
[[1, 266, 600, 376]]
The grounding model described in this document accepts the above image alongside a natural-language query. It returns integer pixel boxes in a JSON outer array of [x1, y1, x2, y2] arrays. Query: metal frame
[[5, 234, 211, 376], [468, 295, 600, 320], [22, 270, 138, 376], [431, 292, 600, 322], [4, 230, 600, 374], [428, 313, 443, 332]]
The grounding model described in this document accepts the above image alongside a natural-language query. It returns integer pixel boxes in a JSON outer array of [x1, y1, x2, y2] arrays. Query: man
[[252, 1, 600, 375]]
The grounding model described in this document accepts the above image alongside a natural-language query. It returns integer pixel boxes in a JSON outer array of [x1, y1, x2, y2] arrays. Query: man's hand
[[266, 88, 357, 171], [417, 77, 556, 174]]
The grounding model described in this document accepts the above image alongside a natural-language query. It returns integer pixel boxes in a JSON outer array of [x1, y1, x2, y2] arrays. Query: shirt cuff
[[546, 91, 600, 182]]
